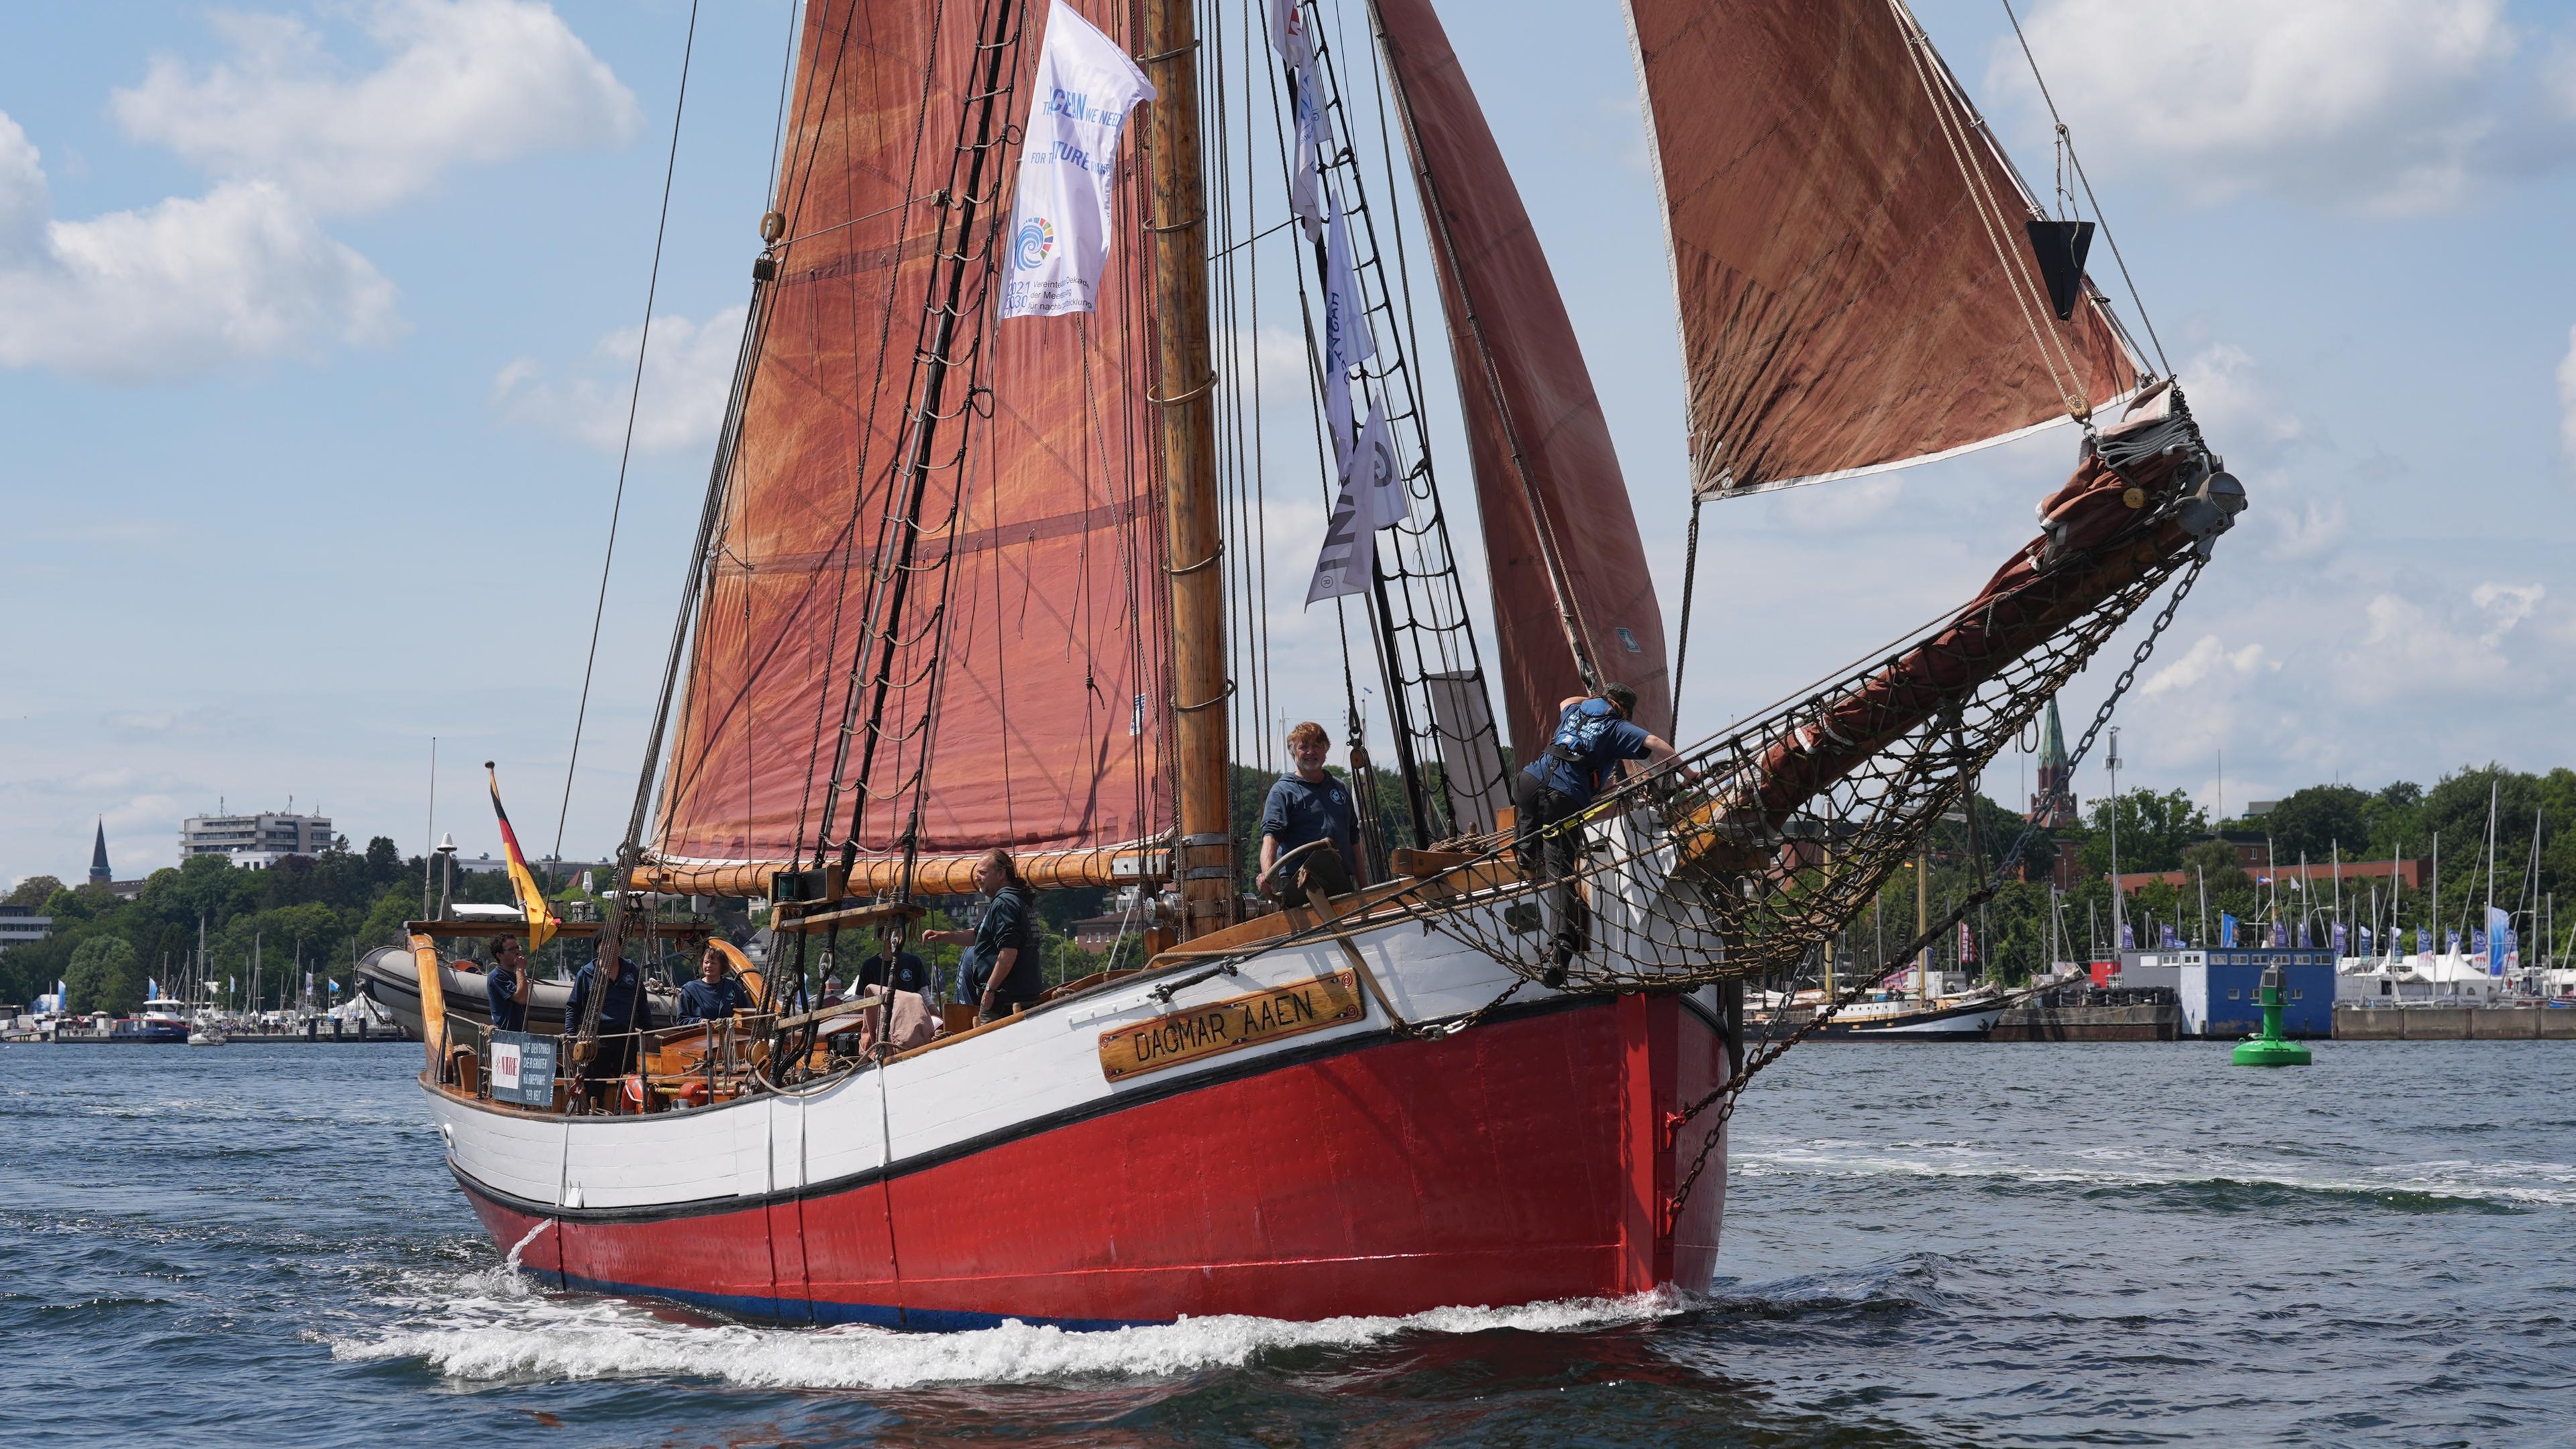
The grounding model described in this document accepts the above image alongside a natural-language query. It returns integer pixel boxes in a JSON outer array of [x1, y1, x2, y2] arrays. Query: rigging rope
[[553, 0, 701, 865], [1887, 0, 2083, 420], [1997, 0, 2172, 379], [1668, 494, 1703, 735]]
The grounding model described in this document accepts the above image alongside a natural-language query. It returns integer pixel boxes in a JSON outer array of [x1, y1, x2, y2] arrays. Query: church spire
[[2028, 701, 2077, 829], [89, 820, 112, 885]]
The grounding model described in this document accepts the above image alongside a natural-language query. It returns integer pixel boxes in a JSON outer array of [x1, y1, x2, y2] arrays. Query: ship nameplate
[[1097, 969, 1363, 1081]]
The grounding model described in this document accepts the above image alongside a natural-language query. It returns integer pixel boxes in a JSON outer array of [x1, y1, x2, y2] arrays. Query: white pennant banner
[[1304, 399, 1405, 606], [1350, 398, 1407, 531], [1288, 54, 1326, 240], [1320, 197, 1373, 466], [999, 2, 1156, 321], [1304, 480, 1370, 606]]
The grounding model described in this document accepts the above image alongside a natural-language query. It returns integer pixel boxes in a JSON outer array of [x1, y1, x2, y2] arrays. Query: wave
[[1734, 1145, 2576, 1212], [331, 1277, 1685, 1391]]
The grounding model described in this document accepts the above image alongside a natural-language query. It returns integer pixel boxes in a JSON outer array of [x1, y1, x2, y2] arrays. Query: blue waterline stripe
[[552, 1268, 1150, 1333]]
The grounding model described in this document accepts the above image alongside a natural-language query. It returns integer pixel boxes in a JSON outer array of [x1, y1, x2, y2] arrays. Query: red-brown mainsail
[[653, 0, 1171, 872]]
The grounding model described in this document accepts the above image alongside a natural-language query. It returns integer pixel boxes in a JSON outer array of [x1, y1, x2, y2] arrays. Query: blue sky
[[3, 0, 2573, 889]]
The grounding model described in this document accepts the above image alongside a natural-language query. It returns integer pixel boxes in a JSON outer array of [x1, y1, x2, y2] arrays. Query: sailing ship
[[407, 0, 2241, 1328]]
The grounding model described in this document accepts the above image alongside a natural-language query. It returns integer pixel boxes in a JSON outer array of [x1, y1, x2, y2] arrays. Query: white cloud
[[0, 115, 396, 381], [2332, 583, 2544, 704], [494, 306, 750, 454], [1994, 0, 2576, 215], [2559, 324, 2576, 465], [2141, 633, 2267, 698], [111, 0, 639, 215], [2471, 580, 2544, 638], [1778, 474, 1904, 532]]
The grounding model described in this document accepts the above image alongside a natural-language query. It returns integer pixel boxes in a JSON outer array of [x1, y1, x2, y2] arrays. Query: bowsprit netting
[[1349, 386, 2243, 991]]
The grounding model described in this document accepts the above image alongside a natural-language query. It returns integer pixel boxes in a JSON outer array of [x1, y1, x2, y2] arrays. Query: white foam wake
[[1735, 1140, 2576, 1207], [332, 1280, 1682, 1390]]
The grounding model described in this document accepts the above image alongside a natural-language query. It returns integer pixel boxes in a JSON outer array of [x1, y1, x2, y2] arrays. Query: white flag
[[1350, 398, 1407, 531], [1320, 197, 1373, 464], [1287, 55, 1326, 240], [1304, 478, 1371, 606], [999, 2, 1156, 321], [1269, 0, 1313, 68]]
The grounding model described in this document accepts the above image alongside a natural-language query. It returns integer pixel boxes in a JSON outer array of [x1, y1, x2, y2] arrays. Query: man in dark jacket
[[922, 850, 1042, 1024], [1511, 684, 1681, 980], [567, 946, 655, 1090]]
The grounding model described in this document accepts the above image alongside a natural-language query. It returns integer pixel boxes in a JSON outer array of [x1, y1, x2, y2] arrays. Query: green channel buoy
[[2233, 963, 2312, 1067]]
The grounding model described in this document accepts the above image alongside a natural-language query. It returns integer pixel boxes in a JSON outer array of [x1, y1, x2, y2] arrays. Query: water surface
[[3, 1038, 2569, 1446]]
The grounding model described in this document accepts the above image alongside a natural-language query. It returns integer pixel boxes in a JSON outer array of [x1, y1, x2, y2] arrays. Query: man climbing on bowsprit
[[1511, 683, 1682, 984]]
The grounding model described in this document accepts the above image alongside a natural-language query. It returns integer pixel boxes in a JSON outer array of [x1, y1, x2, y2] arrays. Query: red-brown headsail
[[1375, 0, 1672, 762], [1625, 0, 2142, 498], [651, 1, 1169, 871]]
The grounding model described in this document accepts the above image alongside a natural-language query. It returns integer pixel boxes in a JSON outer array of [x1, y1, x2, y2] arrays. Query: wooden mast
[[1142, 0, 1232, 938]]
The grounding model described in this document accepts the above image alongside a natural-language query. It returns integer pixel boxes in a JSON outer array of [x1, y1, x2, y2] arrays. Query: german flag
[[486, 763, 559, 953]]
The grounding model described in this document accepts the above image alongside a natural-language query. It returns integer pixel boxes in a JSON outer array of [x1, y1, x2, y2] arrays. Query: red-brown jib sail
[[1376, 0, 1672, 764]]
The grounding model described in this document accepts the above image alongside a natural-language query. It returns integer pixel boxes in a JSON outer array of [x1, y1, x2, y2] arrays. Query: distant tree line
[[11, 759, 2566, 1011], [1845, 761, 2575, 985], [0, 838, 520, 1015]]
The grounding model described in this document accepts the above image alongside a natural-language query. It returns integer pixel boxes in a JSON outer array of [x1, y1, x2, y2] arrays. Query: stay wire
[[554, 0, 702, 863], [1998, 0, 2171, 379]]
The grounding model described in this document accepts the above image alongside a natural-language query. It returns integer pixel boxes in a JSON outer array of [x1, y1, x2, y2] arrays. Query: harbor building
[[180, 808, 334, 869], [0, 904, 52, 953], [2118, 948, 2335, 1038]]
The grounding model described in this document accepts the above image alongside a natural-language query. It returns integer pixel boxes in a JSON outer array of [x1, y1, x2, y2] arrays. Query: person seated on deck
[[484, 936, 534, 1034], [566, 945, 655, 1098], [922, 849, 1042, 1026], [856, 925, 936, 1051], [1256, 720, 1366, 910], [1510, 683, 1682, 983], [676, 945, 755, 1026]]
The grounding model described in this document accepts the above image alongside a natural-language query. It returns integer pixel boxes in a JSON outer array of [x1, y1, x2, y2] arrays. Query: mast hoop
[[1148, 371, 1220, 404], [1170, 682, 1235, 713], [1165, 546, 1224, 577]]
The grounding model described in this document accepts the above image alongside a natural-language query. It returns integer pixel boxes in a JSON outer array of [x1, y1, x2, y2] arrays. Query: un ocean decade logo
[[1014, 217, 1055, 271]]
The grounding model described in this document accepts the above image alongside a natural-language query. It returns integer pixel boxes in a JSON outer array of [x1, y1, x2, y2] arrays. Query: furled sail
[[1625, 0, 2143, 497], [1375, 0, 1672, 764], [651, 0, 1169, 874]]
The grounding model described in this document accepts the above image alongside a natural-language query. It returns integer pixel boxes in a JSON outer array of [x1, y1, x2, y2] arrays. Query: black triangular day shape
[[2023, 219, 2094, 321]]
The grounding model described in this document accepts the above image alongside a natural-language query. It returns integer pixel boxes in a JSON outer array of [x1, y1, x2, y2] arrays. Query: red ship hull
[[454, 994, 1729, 1329]]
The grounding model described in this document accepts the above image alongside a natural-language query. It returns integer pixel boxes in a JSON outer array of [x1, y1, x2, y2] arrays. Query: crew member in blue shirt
[[484, 935, 535, 1034], [566, 945, 655, 1092], [676, 945, 755, 1024], [1512, 684, 1681, 981], [859, 926, 932, 998], [1256, 720, 1368, 907]]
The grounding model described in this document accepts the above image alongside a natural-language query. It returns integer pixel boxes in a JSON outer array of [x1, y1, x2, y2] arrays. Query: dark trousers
[[1511, 772, 1589, 957], [576, 1030, 640, 1084]]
